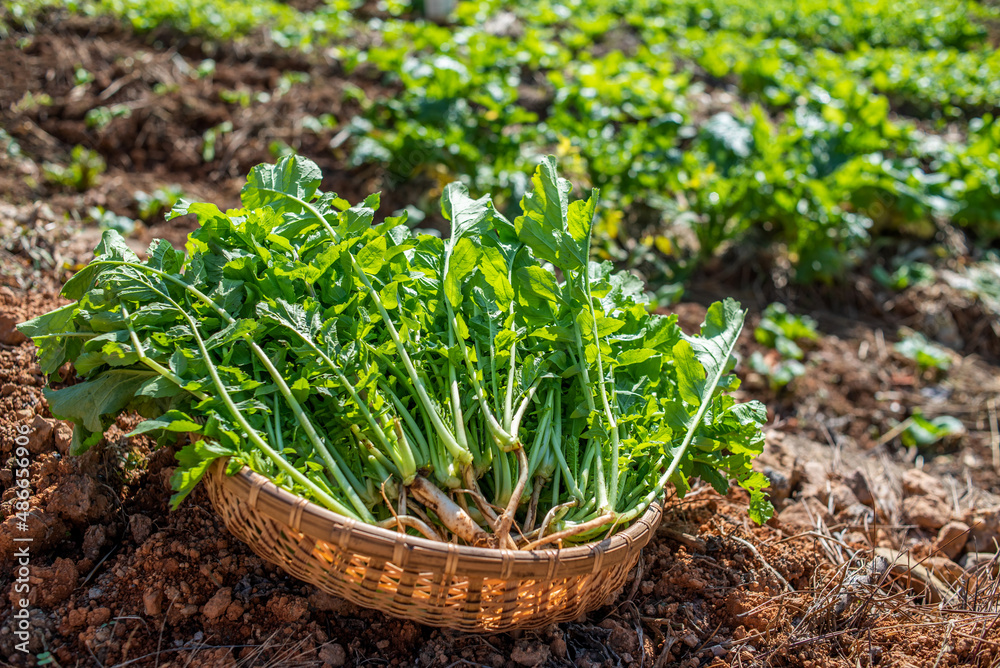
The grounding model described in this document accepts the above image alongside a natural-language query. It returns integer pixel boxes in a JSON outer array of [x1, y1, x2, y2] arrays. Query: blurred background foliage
[[3, 0, 999, 288]]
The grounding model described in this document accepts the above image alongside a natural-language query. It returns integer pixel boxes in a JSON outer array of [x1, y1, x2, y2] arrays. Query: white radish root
[[408, 475, 494, 547]]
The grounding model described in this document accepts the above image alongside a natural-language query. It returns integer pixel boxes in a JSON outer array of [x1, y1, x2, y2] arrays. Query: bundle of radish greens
[[20, 156, 771, 549]]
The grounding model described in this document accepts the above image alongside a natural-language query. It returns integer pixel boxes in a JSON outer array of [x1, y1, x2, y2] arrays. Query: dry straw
[[204, 460, 663, 631]]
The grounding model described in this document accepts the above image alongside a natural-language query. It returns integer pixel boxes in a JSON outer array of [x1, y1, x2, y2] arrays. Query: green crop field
[[4, 0, 999, 286]]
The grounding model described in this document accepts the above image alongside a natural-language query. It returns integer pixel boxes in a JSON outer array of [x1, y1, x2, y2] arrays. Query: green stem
[[283, 194, 472, 465], [503, 336, 517, 433], [525, 391, 554, 478], [167, 294, 357, 518], [103, 262, 374, 521], [567, 318, 608, 511], [281, 327, 396, 465], [509, 379, 541, 443], [449, 306, 515, 448], [379, 380, 429, 460], [549, 392, 583, 500], [119, 303, 208, 401], [446, 320, 471, 454], [580, 262, 621, 511]]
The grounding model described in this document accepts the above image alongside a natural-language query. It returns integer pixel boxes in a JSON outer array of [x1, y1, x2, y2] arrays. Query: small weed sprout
[[43, 146, 106, 192], [754, 303, 819, 360], [894, 331, 953, 373]]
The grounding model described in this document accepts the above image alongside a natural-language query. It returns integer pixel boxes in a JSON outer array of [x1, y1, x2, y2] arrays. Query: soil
[[0, 14, 435, 246], [2, 14, 1000, 668]]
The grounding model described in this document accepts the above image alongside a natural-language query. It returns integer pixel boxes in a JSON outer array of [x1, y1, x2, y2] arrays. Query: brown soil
[[2, 15, 1000, 668], [0, 15, 430, 232]]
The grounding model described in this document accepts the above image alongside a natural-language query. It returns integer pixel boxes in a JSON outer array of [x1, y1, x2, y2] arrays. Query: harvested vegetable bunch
[[20, 155, 772, 548]]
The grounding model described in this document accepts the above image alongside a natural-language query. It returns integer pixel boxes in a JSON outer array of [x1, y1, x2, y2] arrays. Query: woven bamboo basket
[[204, 459, 663, 631]]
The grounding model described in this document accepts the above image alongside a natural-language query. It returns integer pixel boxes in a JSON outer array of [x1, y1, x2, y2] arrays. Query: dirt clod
[[935, 521, 971, 560], [26, 557, 77, 607], [143, 587, 163, 617], [800, 461, 829, 502], [319, 642, 347, 666], [926, 556, 965, 584], [82, 524, 108, 560], [26, 414, 54, 453], [778, 498, 833, 531], [202, 587, 231, 620], [902, 495, 952, 530], [550, 636, 568, 659], [761, 466, 791, 503], [960, 552, 999, 573], [511, 638, 550, 666], [903, 468, 949, 499], [963, 506, 1000, 552], [45, 474, 108, 523], [129, 513, 152, 543], [52, 420, 72, 455], [87, 607, 111, 626], [846, 469, 875, 506], [0, 314, 27, 345], [67, 608, 87, 628], [829, 483, 860, 512]]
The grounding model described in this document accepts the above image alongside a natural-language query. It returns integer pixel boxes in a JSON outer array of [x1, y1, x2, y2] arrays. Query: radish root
[[408, 475, 494, 547], [524, 512, 617, 550], [493, 447, 529, 550]]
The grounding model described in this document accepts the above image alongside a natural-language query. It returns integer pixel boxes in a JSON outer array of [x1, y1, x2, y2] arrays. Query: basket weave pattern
[[204, 460, 663, 631]]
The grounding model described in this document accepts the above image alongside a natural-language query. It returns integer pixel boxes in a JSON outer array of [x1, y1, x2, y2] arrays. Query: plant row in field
[[4, 0, 999, 282]]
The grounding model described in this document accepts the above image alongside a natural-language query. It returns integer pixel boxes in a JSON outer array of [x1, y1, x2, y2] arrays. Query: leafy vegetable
[[872, 261, 935, 291], [754, 303, 819, 360], [20, 155, 772, 547], [900, 412, 965, 448], [10, 0, 1000, 281], [894, 331, 953, 372], [748, 352, 806, 391]]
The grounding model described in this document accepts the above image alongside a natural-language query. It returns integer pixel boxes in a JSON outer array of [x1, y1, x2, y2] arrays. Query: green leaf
[[170, 439, 236, 509], [895, 333, 952, 371], [146, 238, 183, 273], [70, 427, 102, 457], [127, 410, 205, 437], [62, 230, 140, 300], [341, 197, 378, 236], [441, 182, 493, 245], [674, 299, 745, 407], [356, 236, 387, 275], [444, 237, 478, 307], [693, 461, 730, 495], [17, 303, 78, 374], [205, 318, 258, 350], [167, 199, 226, 224], [479, 244, 514, 307], [673, 340, 706, 406], [615, 349, 657, 367], [514, 157, 591, 271], [136, 376, 182, 399], [775, 337, 804, 360], [515, 265, 561, 309], [240, 155, 323, 215], [567, 191, 597, 245], [380, 281, 399, 309], [45, 369, 157, 434], [748, 488, 775, 525], [257, 299, 310, 337], [902, 413, 965, 447]]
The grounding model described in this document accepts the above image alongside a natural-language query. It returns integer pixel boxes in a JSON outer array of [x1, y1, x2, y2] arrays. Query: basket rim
[[208, 459, 663, 579]]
